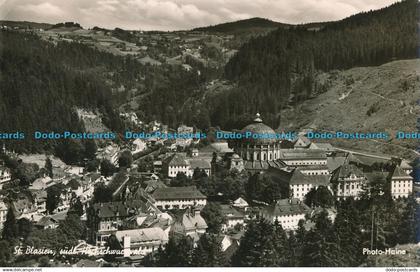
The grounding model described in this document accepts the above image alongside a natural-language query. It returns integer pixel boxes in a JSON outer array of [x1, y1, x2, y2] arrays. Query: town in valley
[[0, 0, 419, 267]]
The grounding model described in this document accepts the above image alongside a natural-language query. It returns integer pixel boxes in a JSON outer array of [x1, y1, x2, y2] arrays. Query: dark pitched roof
[[35, 216, 58, 227], [152, 186, 206, 200], [263, 198, 311, 217], [219, 205, 245, 219], [92, 202, 131, 218], [293, 135, 311, 147], [167, 153, 189, 166], [296, 164, 329, 171], [268, 167, 330, 186], [331, 163, 365, 181], [188, 158, 211, 169], [391, 166, 412, 179], [278, 149, 327, 160], [244, 160, 286, 171], [364, 171, 390, 183], [349, 153, 390, 167], [327, 156, 347, 172]]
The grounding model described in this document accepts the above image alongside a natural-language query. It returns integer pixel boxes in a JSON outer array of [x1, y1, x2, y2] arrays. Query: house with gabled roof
[[260, 198, 311, 230], [116, 227, 169, 257], [151, 186, 207, 210], [390, 166, 413, 199], [219, 204, 245, 232], [331, 159, 367, 199], [170, 208, 207, 244]]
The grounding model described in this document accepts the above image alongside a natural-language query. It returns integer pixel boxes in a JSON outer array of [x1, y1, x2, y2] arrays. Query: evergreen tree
[[231, 218, 288, 266], [0, 240, 12, 266], [69, 196, 84, 216], [104, 234, 123, 262], [92, 183, 113, 203], [100, 159, 117, 177], [201, 202, 225, 234], [192, 234, 224, 266], [17, 218, 33, 240], [44, 156, 53, 178], [46, 184, 64, 214], [334, 199, 364, 266], [118, 150, 133, 169], [304, 186, 334, 208], [2, 207, 18, 241], [302, 211, 342, 267], [154, 236, 194, 266], [396, 197, 418, 244]]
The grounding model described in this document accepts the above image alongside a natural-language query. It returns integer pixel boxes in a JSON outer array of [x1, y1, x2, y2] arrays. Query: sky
[[0, 0, 400, 31]]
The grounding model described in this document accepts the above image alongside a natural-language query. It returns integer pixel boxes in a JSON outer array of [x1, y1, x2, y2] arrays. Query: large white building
[[266, 166, 331, 201], [151, 186, 207, 210], [165, 153, 211, 178], [331, 162, 367, 199], [390, 166, 413, 199], [116, 227, 169, 257], [260, 198, 311, 230], [289, 170, 331, 201], [166, 153, 190, 178]]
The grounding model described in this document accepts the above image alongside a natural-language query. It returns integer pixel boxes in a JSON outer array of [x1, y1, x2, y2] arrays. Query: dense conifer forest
[[218, 0, 419, 128], [0, 0, 418, 153], [0, 31, 125, 152]]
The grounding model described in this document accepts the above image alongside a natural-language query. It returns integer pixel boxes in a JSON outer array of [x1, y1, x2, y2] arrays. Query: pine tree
[[2, 207, 18, 241], [155, 236, 194, 266], [302, 211, 341, 267], [192, 234, 224, 266], [334, 199, 364, 266], [45, 156, 53, 178], [396, 197, 417, 244], [231, 218, 285, 266]]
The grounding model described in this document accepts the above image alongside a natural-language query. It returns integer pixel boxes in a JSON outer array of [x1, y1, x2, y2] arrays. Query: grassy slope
[[279, 59, 420, 159]]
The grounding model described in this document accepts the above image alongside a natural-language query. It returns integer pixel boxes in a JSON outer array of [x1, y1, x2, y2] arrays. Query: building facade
[[151, 186, 207, 210], [390, 166, 413, 199], [260, 198, 311, 230]]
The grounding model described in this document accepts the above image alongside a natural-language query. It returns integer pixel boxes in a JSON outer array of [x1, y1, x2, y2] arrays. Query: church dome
[[240, 113, 278, 145]]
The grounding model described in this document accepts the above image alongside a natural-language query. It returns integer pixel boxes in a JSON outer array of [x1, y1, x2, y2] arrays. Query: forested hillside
[[215, 0, 419, 129], [193, 17, 288, 34], [0, 31, 125, 153], [0, 0, 418, 153]]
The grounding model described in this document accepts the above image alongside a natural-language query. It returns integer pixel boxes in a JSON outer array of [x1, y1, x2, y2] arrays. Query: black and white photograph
[[0, 0, 419, 270]]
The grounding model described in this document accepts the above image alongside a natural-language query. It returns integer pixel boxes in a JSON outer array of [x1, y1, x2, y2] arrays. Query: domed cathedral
[[228, 113, 286, 173]]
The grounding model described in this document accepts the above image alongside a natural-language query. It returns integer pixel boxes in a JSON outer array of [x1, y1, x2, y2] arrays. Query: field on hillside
[[279, 59, 420, 159]]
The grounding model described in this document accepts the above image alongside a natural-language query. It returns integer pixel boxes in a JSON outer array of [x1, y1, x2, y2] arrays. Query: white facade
[[291, 183, 332, 201], [336, 175, 365, 199], [168, 165, 190, 178], [299, 169, 329, 175], [260, 199, 311, 230], [117, 228, 169, 257], [284, 159, 327, 166], [167, 158, 211, 178], [154, 198, 207, 210], [391, 178, 413, 199], [262, 212, 306, 230], [222, 218, 244, 231]]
